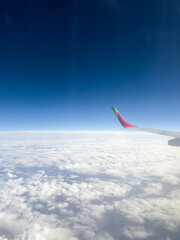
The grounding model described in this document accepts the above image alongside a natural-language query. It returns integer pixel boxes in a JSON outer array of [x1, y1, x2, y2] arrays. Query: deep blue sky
[[0, 0, 180, 130]]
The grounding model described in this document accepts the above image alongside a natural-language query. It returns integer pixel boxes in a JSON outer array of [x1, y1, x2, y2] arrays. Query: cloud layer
[[0, 131, 179, 240]]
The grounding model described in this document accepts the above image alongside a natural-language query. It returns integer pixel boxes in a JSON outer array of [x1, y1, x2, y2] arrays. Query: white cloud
[[124, 226, 153, 239], [0, 131, 179, 239], [7, 172, 16, 178], [142, 183, 163, 195], [21, 224, 78, 240], [0, 212, 26, 238], [0, 236, 8, 240]]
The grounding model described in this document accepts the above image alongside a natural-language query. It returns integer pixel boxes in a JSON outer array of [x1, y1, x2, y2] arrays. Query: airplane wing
[[112, 106, 180, 146]]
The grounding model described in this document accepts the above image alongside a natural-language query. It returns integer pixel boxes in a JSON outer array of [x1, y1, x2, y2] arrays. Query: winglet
[[112, 107, 137, 128]]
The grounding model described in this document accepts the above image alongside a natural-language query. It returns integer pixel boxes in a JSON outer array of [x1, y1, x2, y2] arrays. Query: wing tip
[[111, 106, 137, 128], [111, 106, 118, 117]]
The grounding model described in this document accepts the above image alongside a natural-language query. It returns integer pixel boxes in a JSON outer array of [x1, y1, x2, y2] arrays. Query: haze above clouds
[[0, 132, 180, 240]]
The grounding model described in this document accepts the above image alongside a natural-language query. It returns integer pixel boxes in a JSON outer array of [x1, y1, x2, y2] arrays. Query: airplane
[[112, 106, 180, 147]]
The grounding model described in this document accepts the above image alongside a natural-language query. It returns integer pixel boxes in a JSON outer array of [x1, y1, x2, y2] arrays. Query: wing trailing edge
[[112, 106, 180, 146]]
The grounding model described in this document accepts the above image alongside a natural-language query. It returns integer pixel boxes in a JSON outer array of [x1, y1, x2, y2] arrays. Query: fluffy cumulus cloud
[[0, 131, 179, 240]]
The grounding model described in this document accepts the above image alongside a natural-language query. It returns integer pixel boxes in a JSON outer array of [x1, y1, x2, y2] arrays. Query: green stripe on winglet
[[111, 106, 118, 117]]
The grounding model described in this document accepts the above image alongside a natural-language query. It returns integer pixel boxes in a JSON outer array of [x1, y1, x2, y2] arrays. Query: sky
[[0, 0, 180, 130]]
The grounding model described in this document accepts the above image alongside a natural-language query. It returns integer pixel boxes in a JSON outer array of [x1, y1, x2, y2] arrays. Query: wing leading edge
[[112, 106, 180, 146]]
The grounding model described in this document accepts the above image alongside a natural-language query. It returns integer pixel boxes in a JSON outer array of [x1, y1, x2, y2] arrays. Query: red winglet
[[112, 107, 137, 128]]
